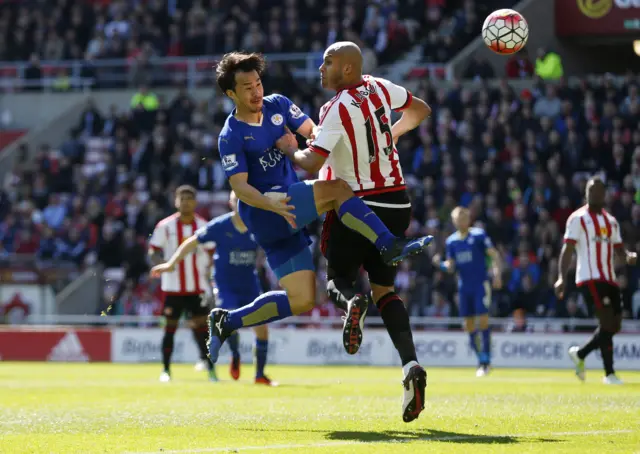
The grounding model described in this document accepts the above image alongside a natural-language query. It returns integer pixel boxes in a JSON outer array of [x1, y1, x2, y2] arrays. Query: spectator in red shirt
[[505, 49, 534, 79], [14, 230, 39, 254]]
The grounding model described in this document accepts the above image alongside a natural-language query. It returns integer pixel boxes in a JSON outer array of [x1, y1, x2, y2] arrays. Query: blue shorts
[[458, 282, 491, 318], [216, 291, 260, 310], [239, 181, 318, 279]]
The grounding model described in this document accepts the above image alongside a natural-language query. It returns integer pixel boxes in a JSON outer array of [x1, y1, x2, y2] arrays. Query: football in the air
[[482, 9, 529, 55]]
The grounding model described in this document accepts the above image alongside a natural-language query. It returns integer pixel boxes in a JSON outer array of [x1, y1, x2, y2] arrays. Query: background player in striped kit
[[556, 177, 637, 384], [148, 185, 215, 382], [151, 191, 275, 385]]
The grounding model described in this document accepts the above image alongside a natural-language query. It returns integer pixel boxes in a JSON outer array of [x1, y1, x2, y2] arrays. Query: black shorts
[[579, 281, 622, 316], [163, 294, 210, 319], [321, 189, 411, 287]]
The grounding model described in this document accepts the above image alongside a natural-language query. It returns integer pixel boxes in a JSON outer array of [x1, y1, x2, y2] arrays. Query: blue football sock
[[480, 328, 491, 365], [228, 332, 240, 359], [255, 339, 268, 378], [225, 291, 293, 331], [468, 330, 480, 361], [337, 196, 396, 250]]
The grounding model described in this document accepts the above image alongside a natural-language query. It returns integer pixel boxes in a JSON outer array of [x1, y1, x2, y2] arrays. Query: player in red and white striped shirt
[[148, 185, 215, 382], [555, 177, 637, 385], [276, 41, 431, 422]]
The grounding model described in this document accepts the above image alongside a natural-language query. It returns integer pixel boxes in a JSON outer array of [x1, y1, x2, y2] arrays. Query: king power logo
[[47, 331, 90, 362]]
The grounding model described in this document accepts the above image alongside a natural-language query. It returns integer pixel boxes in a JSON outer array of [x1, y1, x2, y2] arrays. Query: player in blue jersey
[[206, 51, 433, 364], [435, 207, 502, 377], [151, 192, 275, 385]]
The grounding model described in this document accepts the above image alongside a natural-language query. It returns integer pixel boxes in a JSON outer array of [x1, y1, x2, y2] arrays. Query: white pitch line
[[127, 429, 635, 454]]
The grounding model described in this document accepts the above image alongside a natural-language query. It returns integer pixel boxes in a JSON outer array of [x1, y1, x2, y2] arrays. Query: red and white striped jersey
[[311, 75, 413, 198], [149, 213, 212, 295], [563, 206, 623, 286]]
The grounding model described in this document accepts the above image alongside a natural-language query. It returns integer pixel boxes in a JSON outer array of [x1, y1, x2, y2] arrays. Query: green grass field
[[1, 363, 639, 454]]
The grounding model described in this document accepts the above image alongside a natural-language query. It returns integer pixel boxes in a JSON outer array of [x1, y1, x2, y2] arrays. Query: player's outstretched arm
[[229, 173, 297, 228], [391, 96, 431, 145], [294, 118, 318, 140], [432, 253, 455, 273], [276, 127, 326, 174], [487, 247, 503, 289], [612, 224, 637, 266], [554, 242, 575, 299], [150, 235, 200, 277], [614, 245, 637, 266]]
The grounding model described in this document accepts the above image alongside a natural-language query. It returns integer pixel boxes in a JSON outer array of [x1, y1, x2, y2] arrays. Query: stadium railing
[[0, 53, 324, 90], [16, 314, 640, 333], [0, 55, 452, 91]]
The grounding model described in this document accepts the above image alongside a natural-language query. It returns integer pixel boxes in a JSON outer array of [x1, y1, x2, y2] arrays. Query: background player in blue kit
[[206, 52, 433, 363], [434, 207, 502, 377], [151, 192, 275, 385]]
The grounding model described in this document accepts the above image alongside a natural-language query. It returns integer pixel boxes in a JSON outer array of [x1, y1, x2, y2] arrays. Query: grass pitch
[[0, 363, 639, 453]]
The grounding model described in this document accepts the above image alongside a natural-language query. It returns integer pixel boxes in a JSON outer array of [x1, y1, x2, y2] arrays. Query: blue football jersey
[[196, 212, 260, 296], [445, 227, 494, 290], [218, 94, 309, 193]]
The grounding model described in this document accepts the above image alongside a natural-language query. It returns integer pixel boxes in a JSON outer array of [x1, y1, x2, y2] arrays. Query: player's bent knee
[[313, 179, 353, 212], [164, 319, 179, 334], [191, 315, 207, 328], [332, 179, 354, 204], [279, 269, 317, 315], [287, 294, 315, 314], [463, 317, 476, 332], [477, 314, 490, 330], [371, 284, 394, 304], [598, 308, 617, 332], [253, 324, 269, 340]]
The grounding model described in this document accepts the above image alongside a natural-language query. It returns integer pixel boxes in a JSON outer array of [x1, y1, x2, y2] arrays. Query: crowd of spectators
[[401, 73, 640, 323], [418, 0, 517, 64], [0, 0, 491, 90], [462, 48, 564, 82], [2, 62, 640, 324]]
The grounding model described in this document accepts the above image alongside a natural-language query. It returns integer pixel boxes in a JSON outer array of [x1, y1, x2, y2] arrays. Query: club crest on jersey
[[271, 114, 284, 126], [600, 227, 608, 237]]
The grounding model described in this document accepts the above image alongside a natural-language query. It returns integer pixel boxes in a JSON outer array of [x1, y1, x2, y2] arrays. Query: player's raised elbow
[[410, 97, 431, 122], [304, 149, 327, 174], [307, 159, 325, 174], [561, 242, 576, 256]]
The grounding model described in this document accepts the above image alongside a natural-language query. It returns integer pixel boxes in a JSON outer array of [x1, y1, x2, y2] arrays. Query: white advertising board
[[111, 328, 640, 370]]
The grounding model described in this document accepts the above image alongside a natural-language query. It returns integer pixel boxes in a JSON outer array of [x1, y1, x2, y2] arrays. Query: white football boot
[[568, 346, 586, 382]]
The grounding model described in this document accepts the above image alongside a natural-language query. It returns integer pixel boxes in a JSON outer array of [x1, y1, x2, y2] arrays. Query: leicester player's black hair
[[216, 52, 266, 93]]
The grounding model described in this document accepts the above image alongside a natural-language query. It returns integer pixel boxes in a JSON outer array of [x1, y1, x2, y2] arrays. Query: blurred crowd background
[[0, 0, 514, 89], [1, 0, 639, 327]]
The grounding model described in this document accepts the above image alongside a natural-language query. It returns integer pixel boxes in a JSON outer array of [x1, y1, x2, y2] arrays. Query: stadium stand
[[0, 0, 474, 90], [2, 70, 640, 325], [0, 1, 639, 327]]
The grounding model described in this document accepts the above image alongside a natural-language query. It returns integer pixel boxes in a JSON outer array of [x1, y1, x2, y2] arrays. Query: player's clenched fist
[[151, 263, 175, 278], [276, 127, 298, 155], [553, 278, 565, 299]]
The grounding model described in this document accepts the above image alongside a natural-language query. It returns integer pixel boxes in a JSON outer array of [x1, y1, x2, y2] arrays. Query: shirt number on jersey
[[364, 106, 394, 163]]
